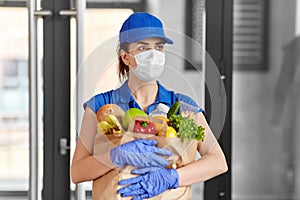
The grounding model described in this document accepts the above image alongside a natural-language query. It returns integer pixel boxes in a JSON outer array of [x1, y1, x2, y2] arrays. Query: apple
[[122, 108, 147, 130]]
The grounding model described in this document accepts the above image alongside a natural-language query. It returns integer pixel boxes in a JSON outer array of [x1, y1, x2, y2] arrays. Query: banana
[[105, 114, 118, 126], [97, 114, 124, 136], [97, 121, 114, 135], [112, 127, 123, 136], [106, 114, 124, 136]]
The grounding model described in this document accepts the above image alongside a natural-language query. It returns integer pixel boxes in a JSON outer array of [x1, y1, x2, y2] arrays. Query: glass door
[[0, 5, 29, 196], [0, 4, 44, 199], [70, 2, 143, 199]]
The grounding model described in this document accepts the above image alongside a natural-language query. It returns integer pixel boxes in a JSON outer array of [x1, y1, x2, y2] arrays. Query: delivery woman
[[71, 12, 228, 199]]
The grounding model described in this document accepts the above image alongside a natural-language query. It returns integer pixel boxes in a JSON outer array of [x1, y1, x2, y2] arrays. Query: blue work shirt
[[84, 80, 204, 114]]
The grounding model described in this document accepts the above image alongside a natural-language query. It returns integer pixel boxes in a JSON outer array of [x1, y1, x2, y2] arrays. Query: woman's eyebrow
[[137, 41, 165, 45], [137, 41, 148, 45]]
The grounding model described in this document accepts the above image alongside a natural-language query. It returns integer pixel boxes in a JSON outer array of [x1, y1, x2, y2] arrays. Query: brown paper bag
[[92, 132, 198, 200]]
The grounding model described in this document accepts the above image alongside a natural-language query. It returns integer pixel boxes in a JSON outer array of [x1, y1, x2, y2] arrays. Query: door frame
[[42, 0, 71, 199], [204, 0, 233, 199]]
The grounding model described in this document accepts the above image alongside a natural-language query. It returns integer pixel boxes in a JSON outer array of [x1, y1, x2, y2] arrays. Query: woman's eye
[[155, 45, 164, 51], [137, 46, 147, 51]]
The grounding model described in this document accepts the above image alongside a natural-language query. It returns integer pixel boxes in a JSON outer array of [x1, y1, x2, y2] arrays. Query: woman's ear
[[120, 50, 130, 66]]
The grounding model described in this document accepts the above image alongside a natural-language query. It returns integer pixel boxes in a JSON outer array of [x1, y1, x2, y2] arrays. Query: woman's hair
[[117, 42, 130, 81]]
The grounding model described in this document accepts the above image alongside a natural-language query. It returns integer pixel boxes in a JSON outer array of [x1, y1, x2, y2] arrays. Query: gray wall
[[147, 0, 300, 199], [232, 0, 299, 199]]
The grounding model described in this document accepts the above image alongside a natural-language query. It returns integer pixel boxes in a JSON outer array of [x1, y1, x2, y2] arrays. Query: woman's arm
[[177, 112, 228, 186], [70, 107, 115, 184]]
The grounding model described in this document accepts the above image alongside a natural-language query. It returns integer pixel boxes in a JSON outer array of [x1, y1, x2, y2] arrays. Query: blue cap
[[119, 12, 173, 44]]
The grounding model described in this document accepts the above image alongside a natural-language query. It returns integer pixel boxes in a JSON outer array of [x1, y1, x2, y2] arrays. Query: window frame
[[233, 0, 269, 71], [185, 0, 269, 71], [0, 1, 26, 7]]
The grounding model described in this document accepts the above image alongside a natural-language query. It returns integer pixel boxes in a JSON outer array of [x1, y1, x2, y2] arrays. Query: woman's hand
[[110, 139, 172, 168], [117, 168, 179, 200]]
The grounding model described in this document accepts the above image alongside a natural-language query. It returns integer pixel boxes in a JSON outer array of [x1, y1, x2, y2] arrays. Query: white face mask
[[131, 49, 166, 82]]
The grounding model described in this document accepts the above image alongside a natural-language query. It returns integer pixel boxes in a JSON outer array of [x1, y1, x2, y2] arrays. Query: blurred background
[[0, 0, 299, 199]]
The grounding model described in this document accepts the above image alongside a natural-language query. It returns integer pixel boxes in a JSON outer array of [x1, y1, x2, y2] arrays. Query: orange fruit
[[157, 130, 165, 137], [153, 116, 168, 134], [153, 116, 169, 124]]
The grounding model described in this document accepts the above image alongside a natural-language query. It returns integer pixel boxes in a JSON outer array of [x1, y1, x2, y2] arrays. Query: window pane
[[185, 0, 206, 70], [0, 7, 29, 193]]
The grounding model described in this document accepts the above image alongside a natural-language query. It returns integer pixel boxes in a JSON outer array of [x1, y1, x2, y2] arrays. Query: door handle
[[60, 138, 70, 156], [34, 10, 52, 18], [59, 9, 77, 17]]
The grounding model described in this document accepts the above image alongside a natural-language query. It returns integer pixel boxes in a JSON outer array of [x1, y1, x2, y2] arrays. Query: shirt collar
[[118, 80, 171, 104], [155, 81, 171, 104]]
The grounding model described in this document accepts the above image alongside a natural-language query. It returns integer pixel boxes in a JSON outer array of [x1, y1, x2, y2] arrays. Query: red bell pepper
[[133, 120, 158, 135]]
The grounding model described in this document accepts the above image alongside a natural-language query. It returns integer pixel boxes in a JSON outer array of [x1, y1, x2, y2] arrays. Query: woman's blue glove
[[131, 166, 162, 175], [110, 139, 172, 168], [117, 168, 179, 200]]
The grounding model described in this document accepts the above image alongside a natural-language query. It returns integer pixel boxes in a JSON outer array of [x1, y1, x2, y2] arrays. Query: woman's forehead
[[131, 38, 165, 45]]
